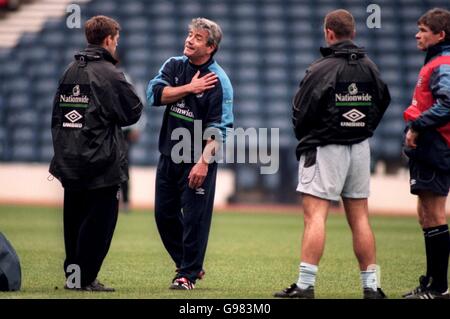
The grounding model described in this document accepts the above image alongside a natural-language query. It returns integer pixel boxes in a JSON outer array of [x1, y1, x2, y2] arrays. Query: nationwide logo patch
[[348, 83, 358, 95], [65, 110, 83, 123], [342, 109, 366, 122], [72, 85, 81, 96]]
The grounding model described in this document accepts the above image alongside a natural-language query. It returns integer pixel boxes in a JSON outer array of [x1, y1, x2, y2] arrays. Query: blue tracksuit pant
[[155, 154, 217, 283]]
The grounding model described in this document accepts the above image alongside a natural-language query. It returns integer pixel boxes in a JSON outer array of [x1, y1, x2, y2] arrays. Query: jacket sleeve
[[411, 65, 450, 131], [146, 58, 175, 106], [111, 71, 144, 127], [292, 65, 330, 141], [205, 79, 234, 143]]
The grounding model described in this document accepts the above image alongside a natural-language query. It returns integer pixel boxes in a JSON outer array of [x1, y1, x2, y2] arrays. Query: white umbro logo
[[195, 188, 205, 195], [65, 110, 83, 123], [343, 109, 366, 122]]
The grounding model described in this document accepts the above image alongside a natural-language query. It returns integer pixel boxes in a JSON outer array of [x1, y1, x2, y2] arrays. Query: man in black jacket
[[274, 10, 390, 299], [49, 15, 143, 291]]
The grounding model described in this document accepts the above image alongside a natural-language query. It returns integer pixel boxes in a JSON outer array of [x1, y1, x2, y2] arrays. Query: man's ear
[[438, 30, 446, 42], [206, 44, 216, 55], [102, 35, 113, 47], [325, 28, 335, 41]]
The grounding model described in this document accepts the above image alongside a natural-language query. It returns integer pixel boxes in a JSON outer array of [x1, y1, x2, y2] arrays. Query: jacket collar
[[75, 44, 118, 65], [320, 40, 366, 61], [320, 40, 359, 56], [424, 40, 450, 64], [187, 56, 214, 70]]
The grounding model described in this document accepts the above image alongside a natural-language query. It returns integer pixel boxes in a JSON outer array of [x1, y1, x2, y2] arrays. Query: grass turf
[[0, 205, 438, 299]]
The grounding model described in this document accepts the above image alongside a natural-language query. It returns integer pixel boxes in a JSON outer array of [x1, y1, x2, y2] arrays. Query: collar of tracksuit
[[187, 56, 214, 70], [424, 40, 450, 64]]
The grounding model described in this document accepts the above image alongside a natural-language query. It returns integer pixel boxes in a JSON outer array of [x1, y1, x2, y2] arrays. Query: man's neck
[[327, 38, 353, 46], [189, 55, 211, 66]]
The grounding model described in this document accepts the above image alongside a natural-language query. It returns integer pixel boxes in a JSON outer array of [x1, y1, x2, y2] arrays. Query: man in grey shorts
[[274, 9, 391, 299]]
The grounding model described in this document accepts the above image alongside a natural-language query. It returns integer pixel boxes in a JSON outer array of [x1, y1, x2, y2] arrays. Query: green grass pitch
[[0, 205, 440, 299]]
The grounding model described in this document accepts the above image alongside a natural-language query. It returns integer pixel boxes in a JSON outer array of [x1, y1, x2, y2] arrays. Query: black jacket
[[49, 45, 143, 189], [293, 40, 391, 159]]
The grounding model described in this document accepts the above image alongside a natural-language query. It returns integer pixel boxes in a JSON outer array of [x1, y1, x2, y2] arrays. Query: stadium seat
[[0, 0, 447, 198]]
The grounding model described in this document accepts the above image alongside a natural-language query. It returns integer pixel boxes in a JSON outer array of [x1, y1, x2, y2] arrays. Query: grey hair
[[189, 17, 222, 53]]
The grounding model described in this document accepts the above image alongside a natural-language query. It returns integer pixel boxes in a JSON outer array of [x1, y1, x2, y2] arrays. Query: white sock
[[360, 269, 378, 291], [297, 262, 318, 289]]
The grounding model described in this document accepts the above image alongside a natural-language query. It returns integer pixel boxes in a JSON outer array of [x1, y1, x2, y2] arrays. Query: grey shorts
[[296, 139, 370, 201]]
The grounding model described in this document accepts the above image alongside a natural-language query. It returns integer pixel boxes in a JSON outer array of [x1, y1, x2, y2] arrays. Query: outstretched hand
[[189, 71, 218, 94]]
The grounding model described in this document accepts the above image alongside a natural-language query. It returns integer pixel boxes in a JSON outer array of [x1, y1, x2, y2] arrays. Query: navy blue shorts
[[409, 158, 450, 196]]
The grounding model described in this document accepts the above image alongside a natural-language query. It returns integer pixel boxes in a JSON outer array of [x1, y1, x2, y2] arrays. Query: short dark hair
[[324, 9, 355, 39], [418, 8, 450, 42], [85, 15, 121, 45]]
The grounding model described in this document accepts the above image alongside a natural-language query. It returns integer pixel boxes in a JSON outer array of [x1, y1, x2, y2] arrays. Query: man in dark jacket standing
[[274, 10, 390, 299], [402, 8, 450, 300], [49, 15, 143, 291]]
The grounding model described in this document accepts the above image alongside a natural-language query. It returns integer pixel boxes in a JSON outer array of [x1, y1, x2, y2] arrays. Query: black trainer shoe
[[404, 288, 450, 299], [82, 280, 115, 292], [170, 277, 195, 290], [175, 268, 205, 280], [402, 275, 429, 298], [64, 279, 115, 292], [363, 288, 387, 299], [274, 283, 315, 299]]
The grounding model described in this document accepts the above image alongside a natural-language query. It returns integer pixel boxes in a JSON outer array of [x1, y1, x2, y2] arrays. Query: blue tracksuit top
[[147, 56, 233, 161]]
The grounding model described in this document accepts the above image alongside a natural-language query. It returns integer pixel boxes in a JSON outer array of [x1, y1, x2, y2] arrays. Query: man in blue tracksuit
[[147, 17, 233, 290]]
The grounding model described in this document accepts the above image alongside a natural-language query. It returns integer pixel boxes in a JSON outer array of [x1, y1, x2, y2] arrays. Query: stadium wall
[[0, 164, 448, 216], [0, 163, 234, 208]]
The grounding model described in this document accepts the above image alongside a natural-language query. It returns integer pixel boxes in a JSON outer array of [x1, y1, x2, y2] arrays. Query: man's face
[[416, 24, 444, 51], [183, 28, 215, 64]]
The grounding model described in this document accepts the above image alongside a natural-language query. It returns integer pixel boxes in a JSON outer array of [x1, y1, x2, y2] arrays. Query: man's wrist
[[410, 122, 421, 133], [185, 83, 193, 94], [197, 157, 209, 166]]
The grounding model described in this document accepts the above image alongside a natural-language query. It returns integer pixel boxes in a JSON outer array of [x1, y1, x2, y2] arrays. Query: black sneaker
[[274, 283, 315, 299], [64, 279, 115, 292], [170, 277, 195, 290], [363, 288, 387, 299], [175, 268, 205, 280], [82, 280, 115, 292], [404, 288, 450, 299], [402, 275, 430, 298]]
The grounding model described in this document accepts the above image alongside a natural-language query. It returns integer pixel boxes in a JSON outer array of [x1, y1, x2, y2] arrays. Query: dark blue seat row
[[1, 0, 446, 197]]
